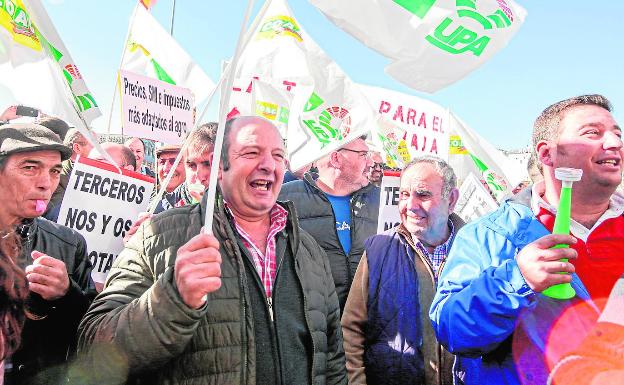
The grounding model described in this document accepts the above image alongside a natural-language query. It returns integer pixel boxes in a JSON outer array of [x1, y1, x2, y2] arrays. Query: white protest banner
[[0, 0, 101, 125], [231, 0, 377, 172], [360, 84, 449, 168], [377, 171, 402, 234], [309, 0, 526, 92], [119, 69, 193, 144], [57, 157, 154, 286], [455, 172, 499, 223]]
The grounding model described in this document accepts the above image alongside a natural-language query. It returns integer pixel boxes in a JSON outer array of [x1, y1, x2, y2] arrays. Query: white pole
[[106, 3, 140, 136], [202, 0, 272, 234]]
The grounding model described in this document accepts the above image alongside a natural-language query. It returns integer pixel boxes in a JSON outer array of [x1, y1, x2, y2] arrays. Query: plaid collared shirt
[[228, 203, 288, 298], [413, 219, 455, 277]]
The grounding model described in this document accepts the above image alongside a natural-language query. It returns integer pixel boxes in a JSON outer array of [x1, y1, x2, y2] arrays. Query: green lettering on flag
[[392, 0, 436, 19]]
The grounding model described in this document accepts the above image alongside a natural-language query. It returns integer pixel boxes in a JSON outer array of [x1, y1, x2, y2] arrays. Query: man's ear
[[447, 187, 460, 212], [536, 140, 554, 168], [328, 151, 341, 168]]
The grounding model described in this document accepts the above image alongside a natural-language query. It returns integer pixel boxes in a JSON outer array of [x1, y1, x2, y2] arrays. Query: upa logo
[[258, 15, 303, 42], [393, 0, 517, 56], [301, 92, 352, 148]]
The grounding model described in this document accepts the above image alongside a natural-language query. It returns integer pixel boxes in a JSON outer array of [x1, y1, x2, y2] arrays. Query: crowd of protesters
[[0, 93, 622, 385]]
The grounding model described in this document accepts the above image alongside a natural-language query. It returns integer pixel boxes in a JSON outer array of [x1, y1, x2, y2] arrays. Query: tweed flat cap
[[0, 123, 72, 161], [155, 144, 182, 157]]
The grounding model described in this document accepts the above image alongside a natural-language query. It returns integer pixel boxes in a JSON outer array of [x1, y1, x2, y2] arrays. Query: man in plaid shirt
[[341, 156, 464, 385]]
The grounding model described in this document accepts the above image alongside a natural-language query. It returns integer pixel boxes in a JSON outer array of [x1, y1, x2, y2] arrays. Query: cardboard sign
[[57, 157, 154, 285], [455, 172, 499, 223], [119, 69, 193, 144], [376, 171, 402, 234]]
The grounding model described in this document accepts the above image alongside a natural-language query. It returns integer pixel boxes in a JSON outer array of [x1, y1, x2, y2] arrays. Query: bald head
[[221, 116, 283, 171], [89, 143, 137, 171], [125, 137, 145, 169]]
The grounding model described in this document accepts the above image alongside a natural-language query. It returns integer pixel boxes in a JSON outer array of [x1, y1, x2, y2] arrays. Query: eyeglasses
[[371, 162, 383, 170], [337, 148, 371, 159]]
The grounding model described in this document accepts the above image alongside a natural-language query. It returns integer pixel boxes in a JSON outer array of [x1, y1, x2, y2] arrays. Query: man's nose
[[604, 131, 623, 150]]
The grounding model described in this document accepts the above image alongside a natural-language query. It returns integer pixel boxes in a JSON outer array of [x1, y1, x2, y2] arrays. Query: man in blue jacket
[[430, 94, 624, 385]]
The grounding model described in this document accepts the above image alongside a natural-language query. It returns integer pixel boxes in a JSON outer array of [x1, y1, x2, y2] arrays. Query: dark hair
[[0, 230, 27, 360], [120, 145, 137, 171]]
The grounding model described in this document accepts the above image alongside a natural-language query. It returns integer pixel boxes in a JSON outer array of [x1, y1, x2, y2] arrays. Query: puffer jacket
[[279, 174, 380, 311], [429, 189, 598, 385], [8, 217, 95, 385], [77, 193, 346, 385]]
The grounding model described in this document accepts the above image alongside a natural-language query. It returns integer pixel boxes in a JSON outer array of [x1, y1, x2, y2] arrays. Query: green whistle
[[542, 168, 583, 300]]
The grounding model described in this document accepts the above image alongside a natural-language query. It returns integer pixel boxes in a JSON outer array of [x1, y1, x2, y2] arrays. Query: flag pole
[[202, 0, 272, 235], [170, 0, 177, 35], [106, 3, 140, 137]]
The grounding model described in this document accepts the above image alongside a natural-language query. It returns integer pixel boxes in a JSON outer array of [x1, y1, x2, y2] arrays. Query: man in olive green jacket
[[77, 116, 346, 385]]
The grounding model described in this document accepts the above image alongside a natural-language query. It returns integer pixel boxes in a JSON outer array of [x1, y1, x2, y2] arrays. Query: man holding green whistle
[[430, 94, 624, 385]]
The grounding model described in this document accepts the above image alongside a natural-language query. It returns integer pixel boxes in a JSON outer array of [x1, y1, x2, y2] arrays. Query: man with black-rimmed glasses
[[279, 136, 380, 312]]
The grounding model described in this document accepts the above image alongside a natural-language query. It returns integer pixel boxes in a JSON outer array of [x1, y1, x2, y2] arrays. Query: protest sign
[[455, 172, 499, 223], [377, 171, 402, 234], [361, 84, 449, 168], [119, 69, 193, 144], [57, 157, 154, 286]]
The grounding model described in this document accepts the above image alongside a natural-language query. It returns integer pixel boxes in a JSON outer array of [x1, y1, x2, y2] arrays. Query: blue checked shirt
[[412, 219, 455, 277]]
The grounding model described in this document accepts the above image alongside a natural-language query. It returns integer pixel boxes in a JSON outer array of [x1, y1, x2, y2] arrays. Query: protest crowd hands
[[174, 231, 222, 309], [123, 212, 153, 246], [25, 250, 70, 301], [516, 234, 578, 293], [0, 105, 19, 121]]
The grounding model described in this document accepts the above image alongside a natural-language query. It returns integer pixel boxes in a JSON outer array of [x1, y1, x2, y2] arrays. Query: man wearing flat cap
[[0, 123, 96, 385]]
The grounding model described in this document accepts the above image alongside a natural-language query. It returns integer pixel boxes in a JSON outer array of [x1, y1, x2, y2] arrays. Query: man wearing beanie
[[0, 123, 96, 385]]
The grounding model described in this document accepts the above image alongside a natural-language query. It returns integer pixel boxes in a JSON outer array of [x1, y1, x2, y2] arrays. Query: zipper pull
[[267, 297, 274, 322]]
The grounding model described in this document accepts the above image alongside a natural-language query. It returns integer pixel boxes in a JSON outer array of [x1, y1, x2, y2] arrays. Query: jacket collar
[[396, 213, 465, 251], [201, 188, 301, 259], [303, 172, 376, 198]]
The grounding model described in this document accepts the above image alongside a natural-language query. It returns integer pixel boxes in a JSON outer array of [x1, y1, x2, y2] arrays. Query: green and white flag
[[122, 4, 214, 105], [232, 0, 377, 171], [309, 0, 527, 92], [448, 111, 526, 201], [0, 0, 101, 125]]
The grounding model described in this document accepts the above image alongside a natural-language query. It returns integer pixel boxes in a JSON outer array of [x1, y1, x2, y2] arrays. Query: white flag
[[122, 4, 214, 105], [309, 0, 527, 92], [232, 0, 377, 171], [449, 111, 526, 201], [0, 0, 101, 125], [359, 83, 450, 168]]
